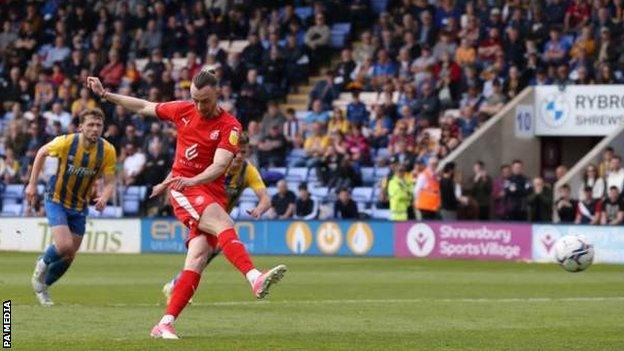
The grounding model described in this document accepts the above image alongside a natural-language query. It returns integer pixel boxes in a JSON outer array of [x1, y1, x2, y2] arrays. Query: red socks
[[217, 228, 254, 275], [166, 270, 201, 318]]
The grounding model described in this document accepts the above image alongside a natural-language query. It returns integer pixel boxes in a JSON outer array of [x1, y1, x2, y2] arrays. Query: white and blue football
[[554, 235, 595, 272]]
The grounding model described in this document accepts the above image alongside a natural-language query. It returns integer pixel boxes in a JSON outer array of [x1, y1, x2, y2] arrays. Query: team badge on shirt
[[210, 130, 220, 140], [229, 129, 239, 146]]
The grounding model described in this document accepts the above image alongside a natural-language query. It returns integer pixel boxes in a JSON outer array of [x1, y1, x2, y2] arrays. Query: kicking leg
[[151, 234, 213, 339], [197, 203, 287, 299]]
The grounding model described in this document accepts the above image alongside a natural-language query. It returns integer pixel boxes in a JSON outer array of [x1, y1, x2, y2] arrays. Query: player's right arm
[[25, 136, 67, 204], [86, 77, 157, 116]]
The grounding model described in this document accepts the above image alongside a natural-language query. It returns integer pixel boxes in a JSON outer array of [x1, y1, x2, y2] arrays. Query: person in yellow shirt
[[291, 122, 330, 167], [328, 107, 350, 134], [455, 38, 477, 66], [71, 88, 98, 117], [159, 133, 271, 303], [26, 108, 117, 306], [388, 162, 414, 220]]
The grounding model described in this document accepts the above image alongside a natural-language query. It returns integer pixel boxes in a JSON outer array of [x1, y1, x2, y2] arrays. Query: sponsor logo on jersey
[[229, 129, 239, 146], [184, 143, 198, 160], [181, 117, 190, 126], [406, 223, 435, 257]]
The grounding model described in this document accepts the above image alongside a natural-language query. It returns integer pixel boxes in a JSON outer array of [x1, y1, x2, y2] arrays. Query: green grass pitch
[[1, 252, 623, 350]]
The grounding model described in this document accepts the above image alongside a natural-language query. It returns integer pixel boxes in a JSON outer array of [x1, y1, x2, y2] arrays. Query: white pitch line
[[17, 296, 624, 308]]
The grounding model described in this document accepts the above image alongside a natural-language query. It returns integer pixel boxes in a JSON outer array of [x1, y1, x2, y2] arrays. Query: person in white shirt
[[43, 102, 72, 133], [122, 142, 146, 186], [606, 155, 624, 194]]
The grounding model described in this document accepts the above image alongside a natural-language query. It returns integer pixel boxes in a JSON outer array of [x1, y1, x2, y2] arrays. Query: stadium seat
[[287, 181, 299, 193], [332, 23, 351, 35], [352, 187, 373, 203], [237, 201, 257, 219], [122, 199, 140, 215], [294, 6, 313, 20], [229, 206, 240, 219], [371, 207, 391, 219], [240, 188, 257, 202], [361, 167, 376, 185], [4, 184, 24, 199], [375, 167, 390, 178], [288, 148, 307, 159], [267, 167, 287, 176], [1, 203, 22, 216], [267, 187, 278, 197], [310, 187, 330, 201], [376, 148, 390, 160], [371, 0, 388, 14], [330, 31, 347, 48], [286, 167, 308, 182]]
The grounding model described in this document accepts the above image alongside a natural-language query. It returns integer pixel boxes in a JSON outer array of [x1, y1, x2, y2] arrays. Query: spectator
[[606, 155, 624, 193], [415, 157, 441, 220], [600, 186, 624, 225], [283, 108, 302, 149], [469, 161, 493, 220], [575, 186, 602, 224], [527, 177, 553, 222], [309, 70, 339, 111], [304, 13, 330, 70], [388, 161, 414, 221], [304, 100, 330, 132], [413, 82, 440, 127], [99, 49, 125, 88], [122, 142, 146, 186], [346, 91, 370, 126], [598, 147, 614, 178], [440, 162, 464, 220], [505, 160, 532, 221], [555, 165, 568, 184], [259, 102, 286, 138], [334, 187, 359, 219], [294, 183, 317, 220], [43, 102, 71, 134], [257, 125, 288, 168], [142, 139, 170, 188], [555, 184, 577, 223], [542, 27, 570, 65], [579, 164, 605, 200], [457, 106, 478, 138], [268, 180, 296, 219], [0, 148, 19, 183], [41, 36, 70, 69]]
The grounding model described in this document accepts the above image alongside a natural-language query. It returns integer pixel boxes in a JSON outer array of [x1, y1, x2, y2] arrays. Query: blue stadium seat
[[330, 32, 347, 48], [375, 148, 390, 162], [294, 6, 313, 20], [237, 201, 257, 219], [332, 23, 351, 34], [361, 167, 375, 185], [352, 187, 373, 203], [310, 186, 329, 201], [372, 207, 391, 219], [287, 181, 299, 193], [286, 167, 308, 182], [3, 184, 24, 205], [267, 167, 287, 176], [1, 203, 22, 216], [375, 167, 390, 178], [229, 206, 240, 219], [371, 0, 388, 14], [240, 188, 257, 202], [267, 187, 278, 198]]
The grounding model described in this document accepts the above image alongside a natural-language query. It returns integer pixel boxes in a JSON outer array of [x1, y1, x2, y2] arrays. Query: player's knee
[[199, 209, 233, 234], [55, 243, 75, 257], [186, 252, 208, 272]]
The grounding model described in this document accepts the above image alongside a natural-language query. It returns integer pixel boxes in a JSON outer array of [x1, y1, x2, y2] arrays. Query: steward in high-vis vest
[[388, 163, 414, 220], [414, 157, 441, 219]]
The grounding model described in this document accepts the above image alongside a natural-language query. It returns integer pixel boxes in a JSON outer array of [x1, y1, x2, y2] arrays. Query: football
[[554, 235, 595, 272]]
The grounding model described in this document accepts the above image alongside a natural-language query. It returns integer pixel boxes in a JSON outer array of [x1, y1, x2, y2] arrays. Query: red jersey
[[155, 100, 241, 195]]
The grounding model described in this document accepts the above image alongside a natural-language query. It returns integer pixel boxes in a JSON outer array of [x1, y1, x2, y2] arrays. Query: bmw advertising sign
[[535, 85, 624, 136]]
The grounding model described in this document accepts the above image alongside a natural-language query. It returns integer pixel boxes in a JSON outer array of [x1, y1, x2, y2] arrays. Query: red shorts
[[169, 186, 227, 249]]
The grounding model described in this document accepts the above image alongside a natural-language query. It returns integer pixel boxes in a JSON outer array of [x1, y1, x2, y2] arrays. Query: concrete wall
[[440, 87, 540, 179]]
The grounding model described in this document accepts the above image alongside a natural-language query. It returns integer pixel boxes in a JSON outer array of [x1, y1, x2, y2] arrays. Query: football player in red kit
[[87, 67, 286, 340]]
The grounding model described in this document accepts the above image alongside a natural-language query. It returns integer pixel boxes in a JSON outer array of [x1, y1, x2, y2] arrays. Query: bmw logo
[[540, 93, 570, 128]]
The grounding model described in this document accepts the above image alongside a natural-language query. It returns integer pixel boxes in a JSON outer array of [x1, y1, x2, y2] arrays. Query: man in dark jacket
[[527, 177, 553, 222], [334, 187, 359, 219], [505, 160, 532, 221], [440, 162, 460, 220]]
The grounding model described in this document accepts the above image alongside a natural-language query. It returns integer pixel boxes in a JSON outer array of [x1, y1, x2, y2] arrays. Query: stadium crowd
[[0, 0, 623, 223]]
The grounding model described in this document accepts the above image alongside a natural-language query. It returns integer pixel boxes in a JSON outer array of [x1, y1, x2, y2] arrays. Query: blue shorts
[[44, 199, 87, 236]]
